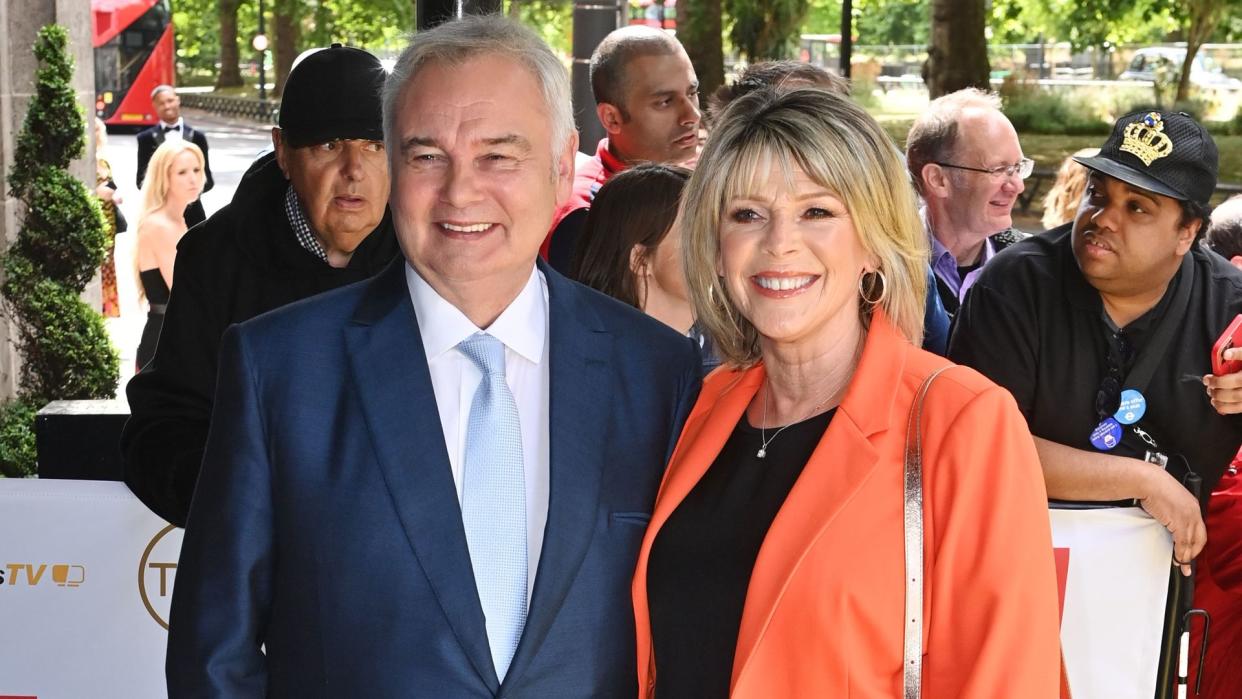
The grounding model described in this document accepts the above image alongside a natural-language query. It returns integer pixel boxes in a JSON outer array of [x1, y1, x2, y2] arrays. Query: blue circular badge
[[1090, 418, 1124, 451], [1114, 389, 1148, 425]]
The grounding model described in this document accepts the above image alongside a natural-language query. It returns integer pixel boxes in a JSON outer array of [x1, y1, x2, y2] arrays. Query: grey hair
[[905, 87, 1003, 193], [150, 84, 176, 100], [382, 15, 574, 160]]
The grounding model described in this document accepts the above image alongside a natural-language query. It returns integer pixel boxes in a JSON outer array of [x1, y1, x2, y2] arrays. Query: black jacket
[[136, 121, 214, 227], [121, 152, 400, 525]]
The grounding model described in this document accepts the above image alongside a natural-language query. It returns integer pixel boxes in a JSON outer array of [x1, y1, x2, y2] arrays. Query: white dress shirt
[[405, 263, 550, 602], [160, 117, 184, 142]]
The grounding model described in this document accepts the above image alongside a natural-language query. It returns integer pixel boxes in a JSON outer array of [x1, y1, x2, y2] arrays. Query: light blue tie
[[458, 332, 527, 682]]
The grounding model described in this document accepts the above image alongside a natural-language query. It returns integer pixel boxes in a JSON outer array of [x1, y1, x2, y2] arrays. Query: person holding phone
[[949, 110, 1242, 577]]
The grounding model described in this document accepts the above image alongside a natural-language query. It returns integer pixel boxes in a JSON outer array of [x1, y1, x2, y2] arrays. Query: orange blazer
[[633, 311, 1061, 698]]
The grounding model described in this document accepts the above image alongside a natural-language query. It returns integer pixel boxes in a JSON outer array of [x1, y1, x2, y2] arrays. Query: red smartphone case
[[1213, 314, 1242, 375]]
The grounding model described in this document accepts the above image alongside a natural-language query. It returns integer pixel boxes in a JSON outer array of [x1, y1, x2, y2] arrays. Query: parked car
[[1119, 47, 1242, 89]]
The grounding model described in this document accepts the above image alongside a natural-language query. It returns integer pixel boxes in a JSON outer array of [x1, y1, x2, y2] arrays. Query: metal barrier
[[180, 93, 277, 124]]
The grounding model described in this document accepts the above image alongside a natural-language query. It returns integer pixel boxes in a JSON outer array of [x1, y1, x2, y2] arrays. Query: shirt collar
[[926, 222, 999, 267], [596, 138, 627, 176], [160, 117, 184, 131], [284, 185, 329, 262], [405, 263, 547, 364]]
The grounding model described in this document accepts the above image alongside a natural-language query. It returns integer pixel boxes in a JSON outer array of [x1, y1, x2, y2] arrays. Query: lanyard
[[1118, 253, 1194, 396], [1090, 254, 1194, 456]]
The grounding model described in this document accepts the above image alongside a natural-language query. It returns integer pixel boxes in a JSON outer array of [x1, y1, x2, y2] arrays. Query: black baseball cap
[[1074, 110, 1218, 206], [278, 44, 386, 148]]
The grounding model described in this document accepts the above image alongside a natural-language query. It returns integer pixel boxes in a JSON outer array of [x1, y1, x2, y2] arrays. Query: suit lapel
[[647, 367, 763, 547], [344, 260, 498, 692], [503, 265, 611, 686], [730, 312, 909, 688]]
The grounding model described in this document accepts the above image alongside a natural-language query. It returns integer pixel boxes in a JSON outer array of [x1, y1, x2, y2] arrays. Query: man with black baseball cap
[[949, 110, 1242, 576], [122, 44, 400, 526]]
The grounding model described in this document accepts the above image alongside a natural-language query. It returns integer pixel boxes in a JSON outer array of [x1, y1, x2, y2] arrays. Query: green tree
[[925, 0, 989, 96], [725, 0, 810, 61], [217, 0, 244, 87], [1, 26, 119, 476], [1008, 0, 1238, 102], [680, 0, 725, 98], [273, 0, 301, 95], [1175, 0, 1237, 101], [856, 0, 929, 45], [511, 0, 572, 58]]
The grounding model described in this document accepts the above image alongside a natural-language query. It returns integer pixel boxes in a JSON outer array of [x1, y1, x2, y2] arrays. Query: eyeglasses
[[934, 158, 1034, 180]]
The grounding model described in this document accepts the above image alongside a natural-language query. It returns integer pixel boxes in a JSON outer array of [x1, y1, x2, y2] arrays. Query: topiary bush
[[0, 25, 119, 477]]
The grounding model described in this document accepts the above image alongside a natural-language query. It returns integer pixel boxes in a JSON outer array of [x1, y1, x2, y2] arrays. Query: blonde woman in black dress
[[134, 140, 204, 370]]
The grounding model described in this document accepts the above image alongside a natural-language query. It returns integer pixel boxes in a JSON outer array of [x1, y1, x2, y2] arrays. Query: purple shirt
[[929, 234, 998, 305]]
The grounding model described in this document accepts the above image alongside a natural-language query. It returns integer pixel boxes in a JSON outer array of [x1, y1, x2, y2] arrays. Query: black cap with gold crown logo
[[1073, 110, 1218, 206]]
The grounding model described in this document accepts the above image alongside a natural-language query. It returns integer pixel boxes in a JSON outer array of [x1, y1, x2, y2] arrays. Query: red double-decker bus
[[92, 0, 175, 127]]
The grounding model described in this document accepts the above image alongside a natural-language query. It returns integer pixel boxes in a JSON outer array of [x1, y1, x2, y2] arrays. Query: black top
[[548, 206, 588, 276], [647, 408, 834, 698], [948, 224, 1242, 500], [138, 269, 170, 306]]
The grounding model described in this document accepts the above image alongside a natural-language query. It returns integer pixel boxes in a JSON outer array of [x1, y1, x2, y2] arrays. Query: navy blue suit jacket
[[167, 259, 702, 697]]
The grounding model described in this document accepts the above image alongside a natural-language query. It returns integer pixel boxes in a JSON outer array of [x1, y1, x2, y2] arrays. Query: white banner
[[0, 479, 179, 699], [1051, 506, 1174, 699]]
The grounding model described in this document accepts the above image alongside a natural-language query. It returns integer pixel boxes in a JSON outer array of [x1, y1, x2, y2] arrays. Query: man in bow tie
[[136, 85, 214, 226]]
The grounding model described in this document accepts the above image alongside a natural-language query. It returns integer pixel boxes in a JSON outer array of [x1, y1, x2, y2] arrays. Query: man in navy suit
[[136, 85, 214, 226], [167, 15, 702, 698]]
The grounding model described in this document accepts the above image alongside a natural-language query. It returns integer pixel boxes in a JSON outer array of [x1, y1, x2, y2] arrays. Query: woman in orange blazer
[[632, 87, 1062, 698]]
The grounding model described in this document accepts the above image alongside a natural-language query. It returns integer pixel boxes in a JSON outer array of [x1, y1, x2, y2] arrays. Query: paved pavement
[[102, 108, 270, 397]]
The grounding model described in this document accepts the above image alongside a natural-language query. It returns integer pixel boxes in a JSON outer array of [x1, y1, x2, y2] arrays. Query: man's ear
[[597, 102, 625, 135], [554, 130, 579, 206], [1175, 217, 1201, 256], [272, 128, 290, 179], [919, 162, 950, 199]]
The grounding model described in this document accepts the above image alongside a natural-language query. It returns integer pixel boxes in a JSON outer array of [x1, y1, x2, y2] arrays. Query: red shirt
[[541, 138, 627, 260]]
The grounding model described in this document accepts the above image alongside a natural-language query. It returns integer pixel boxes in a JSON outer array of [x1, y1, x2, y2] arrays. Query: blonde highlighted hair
[[681, 87, 927, 367], [1041, 148, 1098, 230], [139, 140, 205, 222]]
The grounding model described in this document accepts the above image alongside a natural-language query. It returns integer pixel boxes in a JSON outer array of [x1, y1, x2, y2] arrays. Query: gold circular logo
[[137, 524, 182, 630]]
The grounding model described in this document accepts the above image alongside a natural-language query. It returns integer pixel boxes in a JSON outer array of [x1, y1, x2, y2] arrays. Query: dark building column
[[572, 0, 623, 155]]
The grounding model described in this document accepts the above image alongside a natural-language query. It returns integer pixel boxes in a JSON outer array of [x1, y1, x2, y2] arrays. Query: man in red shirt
[[543, 25, 700, 270]]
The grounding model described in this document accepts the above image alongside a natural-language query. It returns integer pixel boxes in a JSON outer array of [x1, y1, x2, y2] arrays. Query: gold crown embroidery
[[1120, 112, 1174, 166]]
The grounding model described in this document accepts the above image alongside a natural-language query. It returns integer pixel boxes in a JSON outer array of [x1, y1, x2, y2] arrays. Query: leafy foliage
[[999, 82, 1110, 134], [0, 399, 38, 478], [8, 26, 86, 196], [725, 0, 810, 61], [513, 0, 572, 57], [176, 0, 418, 85], [0, 25, 120, 478]]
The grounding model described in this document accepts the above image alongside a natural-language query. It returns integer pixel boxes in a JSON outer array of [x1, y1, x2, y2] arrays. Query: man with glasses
[[949, 110, 1242, 577], [906, 88, 1031, 316]]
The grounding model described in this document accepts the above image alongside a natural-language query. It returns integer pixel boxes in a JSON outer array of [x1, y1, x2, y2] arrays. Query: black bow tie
[[162, 124, 179, 133]]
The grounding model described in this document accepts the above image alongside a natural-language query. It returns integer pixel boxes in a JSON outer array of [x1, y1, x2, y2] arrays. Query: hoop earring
[[859, 269, 888, 306]]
